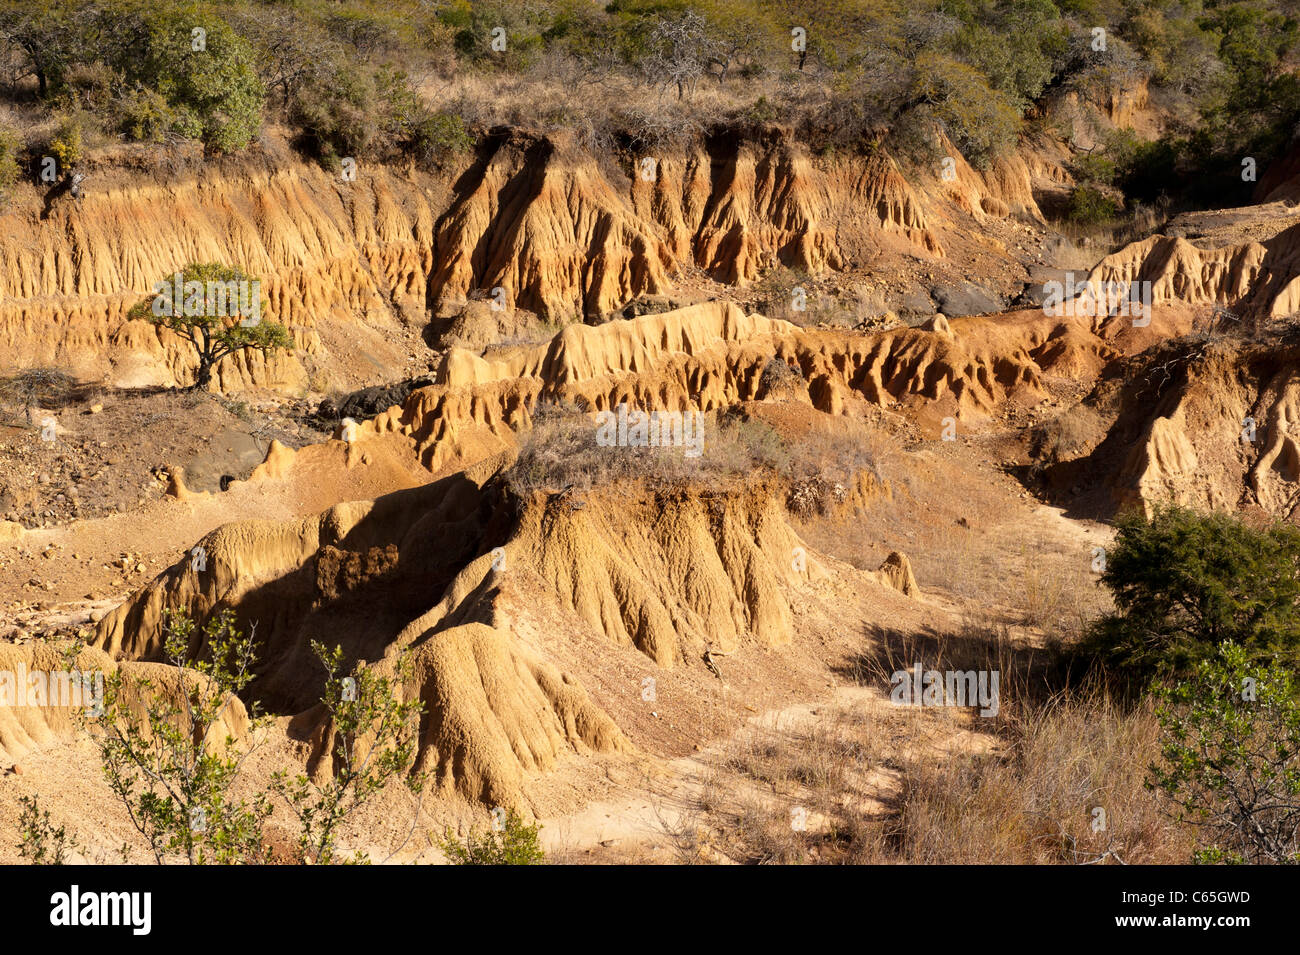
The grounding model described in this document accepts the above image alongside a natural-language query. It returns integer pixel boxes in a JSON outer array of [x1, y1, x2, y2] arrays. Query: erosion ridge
[[88, 299, 1052, 808], [351, 299, 1189, 480], [1, 126, 1061, 393]]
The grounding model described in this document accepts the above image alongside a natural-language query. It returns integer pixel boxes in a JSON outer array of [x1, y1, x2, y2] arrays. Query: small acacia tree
[[1149, 642, 1300, 864], [128, 262, 292, 391], [270, 642, 425, 865]]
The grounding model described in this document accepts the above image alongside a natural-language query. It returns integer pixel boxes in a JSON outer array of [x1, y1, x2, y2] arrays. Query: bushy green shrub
[[1150, 642, 1300, 864], [46, 113, 82, 168], [407, 110, 474, 165], [1066, 184, 1120, 224], [440, 808, 545, 865], [290, 63, 379, 165], [1083, 505, 1300, 686], [114, 86, 177, 143], [126, 12, 265, 153], [909, 53, 1021, 169], [292, 65, 473, 168]]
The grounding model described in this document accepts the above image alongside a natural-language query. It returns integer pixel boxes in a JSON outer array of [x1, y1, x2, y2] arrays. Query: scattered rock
[[930, 281, 1004, 318]]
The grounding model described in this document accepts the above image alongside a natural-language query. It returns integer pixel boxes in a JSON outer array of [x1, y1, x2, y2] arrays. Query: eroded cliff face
[[1096, 343, 1300, 518], [92, 439, 920, 807], [0, 127, 1050, 393], [426, 129, 962, 311], [0, 151, 440, 392], [361, 299, 1167, 480], [1086, 215, 1300, 324]]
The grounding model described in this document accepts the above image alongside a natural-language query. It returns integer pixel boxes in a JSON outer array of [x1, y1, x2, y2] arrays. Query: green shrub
[[1083, 505, 1300, 686], [290, 63, 379, 164], [440, 808, 545, 865], [1066, 184, 1120, 224], [408, 110, 474, 165], [114, 85, 178, 143], [439, 0, 549, 71], [17, 796, 79, 864], [291, 65, 470, 167], [47, 114, 83, 168], [376, 69, 474, 164], [1149, 642, 1300, 863], [908, 53, 1020, 169], [1070, 151, 1118, 186], [127, 13, 265, 153]]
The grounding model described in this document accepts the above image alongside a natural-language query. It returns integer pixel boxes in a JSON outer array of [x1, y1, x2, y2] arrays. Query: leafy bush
[[269, 642, 425, 865], [1084, 505, 1300, 686], [17, 796, 80, 864], [46, 113, 82, 168], [127, 12, 265, 153], [74, 609, 424, 865], [1066, 184, 1120, 224], [1150, 642, 1300, 863], [290, 62, 380, 165], [95, 608, 274, 865], [908, 52, 1020, 168], [114, 85, 178, 143], [405, 111, 473, 167], [439, 0, 550, 71], [289, 64, 472, 168], [440, 808, 545, 865]]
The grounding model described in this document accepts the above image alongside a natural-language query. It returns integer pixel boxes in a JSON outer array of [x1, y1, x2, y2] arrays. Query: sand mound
[[875, 551, 920, 598], [933, 133, 1046, 225], [396, 621, 629, 806], [1038, 336, 1300, 518], [0, 643, 248, 766], [515, 485, 806, 667]]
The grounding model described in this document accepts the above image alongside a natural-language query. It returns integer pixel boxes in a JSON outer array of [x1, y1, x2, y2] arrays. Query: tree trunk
[[190, 360, 213, 392]]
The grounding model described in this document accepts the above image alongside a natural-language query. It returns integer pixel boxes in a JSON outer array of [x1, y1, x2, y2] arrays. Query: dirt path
[[537, 683, 992, 863]]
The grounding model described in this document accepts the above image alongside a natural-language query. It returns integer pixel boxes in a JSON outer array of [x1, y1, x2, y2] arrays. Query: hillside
[[2, 0, 1300, 888]]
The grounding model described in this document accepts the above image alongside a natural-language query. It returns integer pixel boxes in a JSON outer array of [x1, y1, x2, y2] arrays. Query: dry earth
[[5, 113, 1300, 864]]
